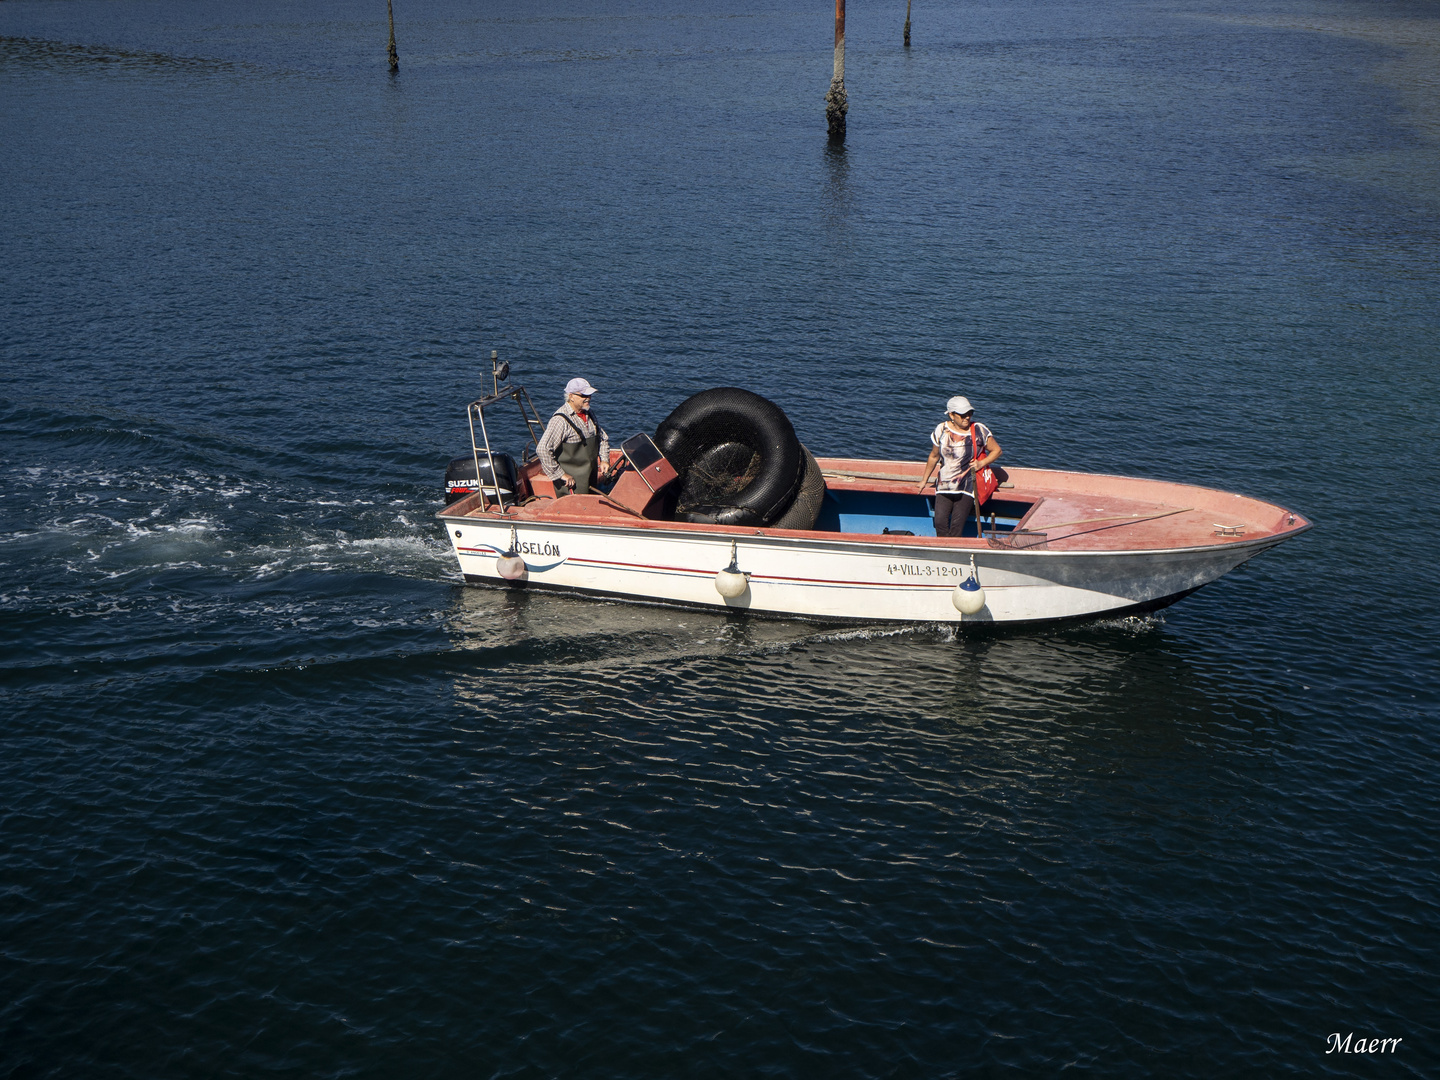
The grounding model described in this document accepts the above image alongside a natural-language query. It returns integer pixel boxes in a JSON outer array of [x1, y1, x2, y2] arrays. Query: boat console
[[605, 433, 681, 518]]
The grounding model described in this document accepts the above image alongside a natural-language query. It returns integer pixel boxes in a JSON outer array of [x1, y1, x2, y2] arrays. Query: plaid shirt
[[536, 402, 610, 481]]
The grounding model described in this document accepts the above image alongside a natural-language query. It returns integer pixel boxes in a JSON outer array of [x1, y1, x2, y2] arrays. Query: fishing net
[[675, 441, 763, 513], [656, 388, 807, 526], [770, 448, 826, 530]]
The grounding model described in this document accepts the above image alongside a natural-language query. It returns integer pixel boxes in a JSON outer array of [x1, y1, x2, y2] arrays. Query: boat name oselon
[[515, 540, 562, 557]]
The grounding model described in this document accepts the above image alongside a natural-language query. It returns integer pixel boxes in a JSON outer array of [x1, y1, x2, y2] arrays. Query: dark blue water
[[4, 0, 1439, 1074]]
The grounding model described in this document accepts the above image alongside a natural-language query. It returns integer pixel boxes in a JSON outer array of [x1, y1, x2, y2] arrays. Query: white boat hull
[[442, 517, 1284, 625]]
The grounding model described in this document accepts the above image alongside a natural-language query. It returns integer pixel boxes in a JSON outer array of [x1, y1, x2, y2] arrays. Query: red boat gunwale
[[438, 454, 1310, 556]]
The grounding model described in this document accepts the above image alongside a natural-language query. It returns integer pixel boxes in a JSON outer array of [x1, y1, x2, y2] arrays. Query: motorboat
[[437, 359, 1310, 626]]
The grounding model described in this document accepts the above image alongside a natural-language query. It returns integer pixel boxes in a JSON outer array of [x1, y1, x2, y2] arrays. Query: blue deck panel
[[814, 490, 1024, 538]]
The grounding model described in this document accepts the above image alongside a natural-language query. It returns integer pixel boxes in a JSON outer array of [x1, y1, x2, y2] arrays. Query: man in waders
[[536, 378, 611, 497]]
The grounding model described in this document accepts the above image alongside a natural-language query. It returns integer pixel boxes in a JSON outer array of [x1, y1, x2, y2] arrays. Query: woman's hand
[[918, 447, 941, 492]]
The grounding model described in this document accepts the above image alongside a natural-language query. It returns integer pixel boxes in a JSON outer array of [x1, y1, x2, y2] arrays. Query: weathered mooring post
[[904, 0, 912, 47], [386, 0, 399, 71], [825, 0, 847, 142]]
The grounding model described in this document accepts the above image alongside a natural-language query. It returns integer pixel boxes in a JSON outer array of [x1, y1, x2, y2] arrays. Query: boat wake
[[1, 460, 453, 608]]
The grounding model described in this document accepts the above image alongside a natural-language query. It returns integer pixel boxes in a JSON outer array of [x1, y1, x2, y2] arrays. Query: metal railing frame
[[465, 383, 545, 514]]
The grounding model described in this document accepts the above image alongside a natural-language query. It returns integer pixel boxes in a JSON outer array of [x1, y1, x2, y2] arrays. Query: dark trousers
[[934, 492, 974, 538]]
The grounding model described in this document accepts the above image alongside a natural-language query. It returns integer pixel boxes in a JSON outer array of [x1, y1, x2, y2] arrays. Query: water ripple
[[4, 0, 1439, 1074]]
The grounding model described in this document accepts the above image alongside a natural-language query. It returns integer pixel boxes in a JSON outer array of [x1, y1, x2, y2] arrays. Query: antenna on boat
[[490, 349, 511, 397]]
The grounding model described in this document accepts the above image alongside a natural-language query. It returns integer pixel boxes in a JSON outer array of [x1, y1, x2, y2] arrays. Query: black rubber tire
[[770, 446, 826, 531], [656, 388, 806, 527]]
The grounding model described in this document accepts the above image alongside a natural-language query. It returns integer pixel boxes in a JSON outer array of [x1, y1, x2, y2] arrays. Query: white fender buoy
[[496, 526, 527, 580], [715, 540, 749, 598], [952, 556, 986, 615]]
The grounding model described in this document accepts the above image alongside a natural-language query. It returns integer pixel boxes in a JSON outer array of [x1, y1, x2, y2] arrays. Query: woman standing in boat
[[916, 395, 1003, 538]]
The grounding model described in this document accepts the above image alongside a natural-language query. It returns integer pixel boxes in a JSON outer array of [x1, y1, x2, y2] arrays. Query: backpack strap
[[971, 422, 989, 462]]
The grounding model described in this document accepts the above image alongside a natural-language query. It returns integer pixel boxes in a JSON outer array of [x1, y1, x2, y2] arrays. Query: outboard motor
[[444, 452, 518, 504]]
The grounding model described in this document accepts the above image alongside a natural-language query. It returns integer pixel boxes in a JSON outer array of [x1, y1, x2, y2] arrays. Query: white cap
[[946, 395, 973, 415], [565, 378, 599, 396]]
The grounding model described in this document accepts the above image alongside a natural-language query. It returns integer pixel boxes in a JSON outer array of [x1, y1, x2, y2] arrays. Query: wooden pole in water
[[386, 0, 399, 71], [825, 0, 847, 143], [904, 0, 911, 48]]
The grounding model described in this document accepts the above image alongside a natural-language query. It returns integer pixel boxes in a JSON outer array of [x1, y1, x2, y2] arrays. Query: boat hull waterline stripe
[[463, 546, 984, 592], [448, 529, 1257, 622], [457, 543, 566, 572]]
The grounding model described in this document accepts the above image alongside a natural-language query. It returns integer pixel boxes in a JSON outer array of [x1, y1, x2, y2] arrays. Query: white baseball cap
[[565, 378, 599, 396], [946, 395, 973, 415]]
